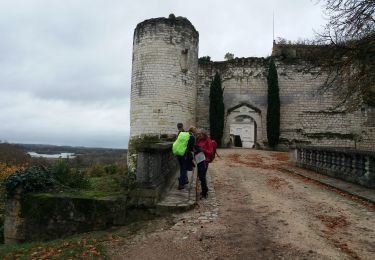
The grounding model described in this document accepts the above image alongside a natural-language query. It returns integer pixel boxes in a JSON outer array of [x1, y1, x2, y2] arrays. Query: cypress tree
[[209, 72, 225, 146], [266, 58, 280, 149]]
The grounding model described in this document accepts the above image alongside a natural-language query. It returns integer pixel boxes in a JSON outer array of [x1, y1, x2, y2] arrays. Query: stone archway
[[223, 103, 262, 148]]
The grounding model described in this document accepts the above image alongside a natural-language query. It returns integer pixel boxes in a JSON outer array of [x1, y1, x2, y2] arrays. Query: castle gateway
[[129, 16, 375, 155]]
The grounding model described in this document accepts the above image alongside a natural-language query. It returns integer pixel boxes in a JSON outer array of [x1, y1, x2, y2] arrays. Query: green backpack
[[172, 132, 190, 156]]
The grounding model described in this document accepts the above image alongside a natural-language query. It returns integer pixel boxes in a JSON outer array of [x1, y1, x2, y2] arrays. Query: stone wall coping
[[135, 17, 198, 38], [27, 191, 127, 200], [198, 57, 268, 67], [296, 145, 375, 156], [135, 141, 173, 152]]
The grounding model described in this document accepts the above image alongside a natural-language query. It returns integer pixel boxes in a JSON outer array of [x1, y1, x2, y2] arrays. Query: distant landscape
[[13, 143, 127, 166], [0, 142, 129, 244], [16, 143, 127, 158]]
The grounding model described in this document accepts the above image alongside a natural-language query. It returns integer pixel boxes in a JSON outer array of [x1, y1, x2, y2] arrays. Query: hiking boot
[[179, 176, 189, 185], [178, 185, 185, 190], [200, 192, 208, 199]]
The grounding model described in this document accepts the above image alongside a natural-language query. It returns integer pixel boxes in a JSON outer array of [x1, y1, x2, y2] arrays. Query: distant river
[[28, 152, 76, 159]]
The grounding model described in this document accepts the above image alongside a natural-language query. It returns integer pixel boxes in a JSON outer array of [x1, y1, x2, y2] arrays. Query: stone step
[[157, 169, 198, 212]]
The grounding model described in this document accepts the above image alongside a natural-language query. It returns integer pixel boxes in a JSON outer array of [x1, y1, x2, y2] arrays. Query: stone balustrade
[[294, 146, 375, 189]]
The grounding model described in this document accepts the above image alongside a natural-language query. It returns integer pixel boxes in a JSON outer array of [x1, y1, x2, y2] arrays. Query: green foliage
[[51, 159, 90, 189], [87, 163, 106, 177], [86, 163, 127, 177], [266, 58, 280, 148], [224, 52, 234, 60], [209, 72, 225, 146], [168, 13, 176, 19], [4, 166, 61, 197], [4, 160, 91, 197], [85, 161, 132, 192], [104, 164, 118, 175], [198, 56, 211, 63]]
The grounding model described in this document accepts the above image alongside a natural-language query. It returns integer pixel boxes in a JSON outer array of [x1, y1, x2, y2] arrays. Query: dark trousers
[[177, 155, 188, 187], [197, 161, 208, 195]]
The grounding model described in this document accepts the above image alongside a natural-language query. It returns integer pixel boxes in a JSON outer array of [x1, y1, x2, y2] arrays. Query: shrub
[[104, 164, 118, 175], [51, 159, 89, 189], [209, 72, 225, 146], [198, 56, 211, 63], [86, 163, 106, 177], [4, 165, 61, 197], [266, 58, 281, 148]]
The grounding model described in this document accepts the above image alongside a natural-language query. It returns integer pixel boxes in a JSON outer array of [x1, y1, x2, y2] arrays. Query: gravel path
[[106, 149, 375, 259]]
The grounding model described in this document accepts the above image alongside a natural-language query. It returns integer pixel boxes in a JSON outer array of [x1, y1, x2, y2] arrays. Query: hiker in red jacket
[[195, 129, 214, 199]]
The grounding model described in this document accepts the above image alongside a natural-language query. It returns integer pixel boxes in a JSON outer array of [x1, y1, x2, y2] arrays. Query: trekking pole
[[215, 151, 222, 159], [195, 169, 199, 202], [188, 163, 195, 201]]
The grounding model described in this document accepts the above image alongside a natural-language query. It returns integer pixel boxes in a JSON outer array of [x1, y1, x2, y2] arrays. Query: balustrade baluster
[[364, 156, 370, 177], [344, 154, 352, 175], [358, 155, 365, 176], [312, 150, 316, 167], [308, 149, 313, 166], [340, 153, 346, 174], [351, 154, 357, 177], [326, 152, 332, 171], [315, 150, 322, 170], [295, 147, 375, 189], [333, 152, 339, 174], [297, 148, 301, 163], [305, 149, 309, 166], [369, 156, 375, 176], [322, 151, 326, 169]]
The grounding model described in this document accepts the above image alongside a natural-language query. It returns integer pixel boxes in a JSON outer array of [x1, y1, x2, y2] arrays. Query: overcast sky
[[0, 0, 326, 149]]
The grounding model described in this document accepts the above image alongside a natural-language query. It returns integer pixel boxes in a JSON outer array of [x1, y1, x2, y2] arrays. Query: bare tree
[[322, 0, 375, 40], [310, 0, 375, 110]]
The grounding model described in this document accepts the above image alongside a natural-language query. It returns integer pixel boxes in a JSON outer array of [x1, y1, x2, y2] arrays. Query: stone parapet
[[129, 141, 178, 206], [293, 146, 375, 189], [4, 191, 127, 244]]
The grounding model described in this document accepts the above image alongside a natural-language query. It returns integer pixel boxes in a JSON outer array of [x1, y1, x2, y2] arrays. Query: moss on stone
[[30, 191, 125, 200], [21, 195, 58, 220]]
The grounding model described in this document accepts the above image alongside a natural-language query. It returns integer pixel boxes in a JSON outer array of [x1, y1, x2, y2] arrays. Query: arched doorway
[[230, 115, 257, 148], [223, 103, 262, 148]]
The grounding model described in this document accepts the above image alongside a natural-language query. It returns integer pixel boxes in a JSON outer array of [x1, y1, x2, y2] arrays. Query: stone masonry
[[196, 49, 375, 150], [130, 17, 198, 138], [128, 16, 375, 173]]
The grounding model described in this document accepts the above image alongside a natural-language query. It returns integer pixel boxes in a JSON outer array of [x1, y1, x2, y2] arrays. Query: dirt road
[[106, 149, 375, 259]]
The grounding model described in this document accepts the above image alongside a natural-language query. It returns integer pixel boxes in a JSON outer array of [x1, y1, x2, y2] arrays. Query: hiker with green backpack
[[173, 124, 196, 190]]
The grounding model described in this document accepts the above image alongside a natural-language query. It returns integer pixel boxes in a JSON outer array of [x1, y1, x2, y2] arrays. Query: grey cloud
[[0, 0, 326, 148]]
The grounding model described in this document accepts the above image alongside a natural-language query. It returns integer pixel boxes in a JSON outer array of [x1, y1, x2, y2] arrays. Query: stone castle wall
[[129, 17, 375, 158], [196, 50, 375, 150], [130, 17, 199, 138], [197, 58, 268, 147]]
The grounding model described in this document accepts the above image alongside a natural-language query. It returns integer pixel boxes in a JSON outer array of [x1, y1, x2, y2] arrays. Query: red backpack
[[208, 139, 218, 162]]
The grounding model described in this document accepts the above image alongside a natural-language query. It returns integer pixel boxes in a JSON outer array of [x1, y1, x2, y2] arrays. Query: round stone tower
[[130, 16, 199, 139]]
